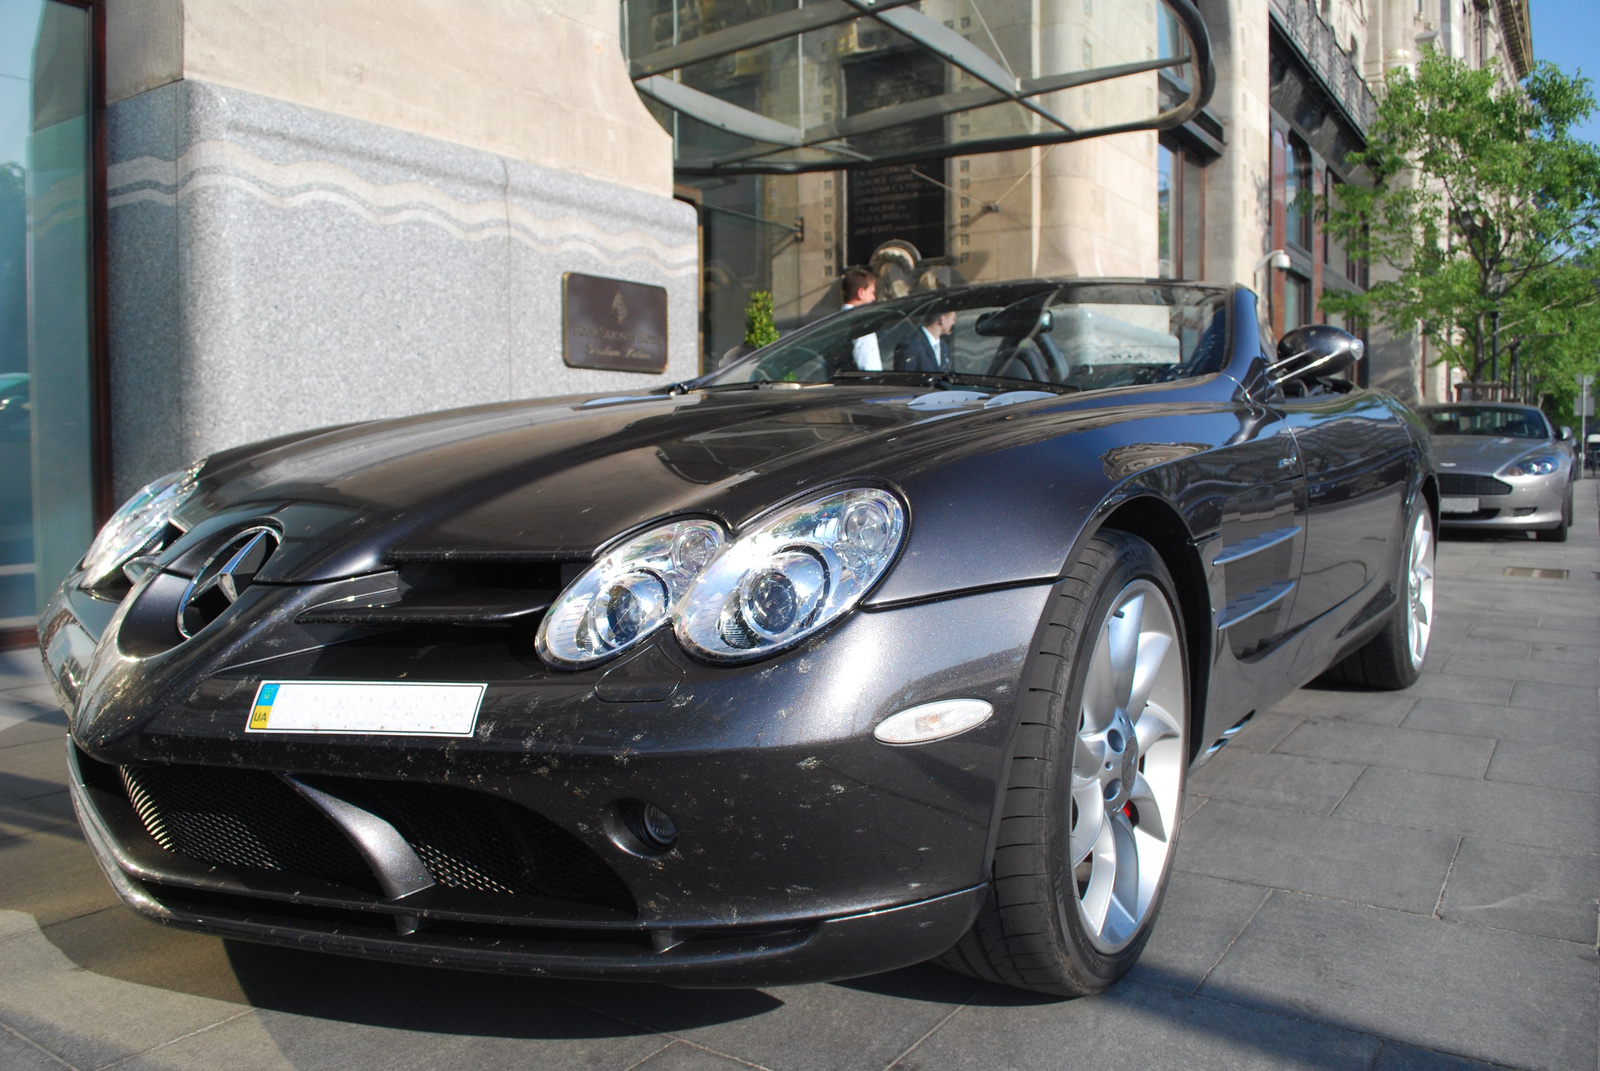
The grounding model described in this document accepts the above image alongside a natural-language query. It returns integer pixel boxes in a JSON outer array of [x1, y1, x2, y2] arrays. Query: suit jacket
[[893, 329, 952, 373]]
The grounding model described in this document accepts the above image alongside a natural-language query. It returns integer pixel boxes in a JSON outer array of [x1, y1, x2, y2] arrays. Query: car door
[[1276, 391, 1414, 632], [1181, 389, 1310, 738]]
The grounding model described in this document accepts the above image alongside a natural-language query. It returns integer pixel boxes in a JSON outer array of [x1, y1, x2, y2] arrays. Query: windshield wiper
[[830, 369, 1080, 395], [657, 379, 777, 395]]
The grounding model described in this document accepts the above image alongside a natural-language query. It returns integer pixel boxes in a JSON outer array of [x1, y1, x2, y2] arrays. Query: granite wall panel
[[106, 79, 697, 499]]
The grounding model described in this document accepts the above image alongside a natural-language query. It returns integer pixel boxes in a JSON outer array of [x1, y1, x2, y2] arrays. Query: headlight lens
[[79, 460, 204, 587], [676, 487, 906, 662], [536, 519, 725, 667], [1505, 455, 1561, 477]]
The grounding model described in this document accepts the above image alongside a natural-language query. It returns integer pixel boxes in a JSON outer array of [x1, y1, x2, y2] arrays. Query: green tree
[[1321, 54, 1600, 386], [1499, 247, 1600, 414], [743, 290, 779, 349]]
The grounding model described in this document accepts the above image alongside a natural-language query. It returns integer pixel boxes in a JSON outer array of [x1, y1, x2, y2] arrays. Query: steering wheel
[[987, 340, 1049, 381]]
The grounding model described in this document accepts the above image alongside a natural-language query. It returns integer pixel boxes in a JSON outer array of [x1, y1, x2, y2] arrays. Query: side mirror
[[1270, 324, 1364, 386], [1559, 426, 1573, 441]]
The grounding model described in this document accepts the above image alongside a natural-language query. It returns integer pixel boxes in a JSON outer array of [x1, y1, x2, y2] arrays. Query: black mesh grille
[[116, 764, 635, 915], [303, 776, 636, 913], [1439, 473, 1512, 496], [120, 765, 378, 892]]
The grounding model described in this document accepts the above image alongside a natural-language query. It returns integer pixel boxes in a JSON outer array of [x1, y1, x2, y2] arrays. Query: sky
[[1529, 0, 1600, 145]]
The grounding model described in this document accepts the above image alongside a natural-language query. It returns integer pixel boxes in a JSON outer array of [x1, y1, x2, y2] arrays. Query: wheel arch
[[1094, 496, 1212, 765], [1419, 473, 1439, 527]]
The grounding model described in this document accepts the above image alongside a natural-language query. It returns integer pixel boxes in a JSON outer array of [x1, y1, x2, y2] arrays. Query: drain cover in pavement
[[1502, 567, 1569, 578]]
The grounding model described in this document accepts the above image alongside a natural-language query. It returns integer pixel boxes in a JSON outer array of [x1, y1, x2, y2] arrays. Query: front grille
[[117, 764, 635, 914], [1439, 473, 1512, 496], [303, 777, 635, 912], [121, 765, 378, 892]]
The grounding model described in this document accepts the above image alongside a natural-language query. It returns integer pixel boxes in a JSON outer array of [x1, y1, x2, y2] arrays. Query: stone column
[[103, 0, 697, 498], [1195, 0, 1272, 290], [1036, 0, 1161, 278]]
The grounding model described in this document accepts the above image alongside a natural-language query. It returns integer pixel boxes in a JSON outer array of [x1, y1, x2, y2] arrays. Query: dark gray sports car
[[42, 280, 1436, 995]]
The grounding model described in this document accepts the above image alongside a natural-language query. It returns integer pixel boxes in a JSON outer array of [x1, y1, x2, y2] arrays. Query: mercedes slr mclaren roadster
[[43, 280, 1437, 996]]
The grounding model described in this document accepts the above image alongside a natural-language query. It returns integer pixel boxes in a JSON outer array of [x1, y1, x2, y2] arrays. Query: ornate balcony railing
[[1269, 0, 1377, 137]]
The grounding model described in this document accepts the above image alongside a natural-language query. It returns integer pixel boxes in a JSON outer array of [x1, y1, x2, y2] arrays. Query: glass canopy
[[622, 0, 1215, 175]]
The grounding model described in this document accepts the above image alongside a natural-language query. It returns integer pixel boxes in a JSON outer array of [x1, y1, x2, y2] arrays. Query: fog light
[[629, 801, 678, 852], [873, 698, 993, 745]]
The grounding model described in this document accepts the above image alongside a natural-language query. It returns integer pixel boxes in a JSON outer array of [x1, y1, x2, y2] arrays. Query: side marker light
[[873, 699, 993, 745]]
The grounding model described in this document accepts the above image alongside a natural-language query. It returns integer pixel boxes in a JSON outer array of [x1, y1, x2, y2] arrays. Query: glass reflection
[[0, 0, 93, 628]]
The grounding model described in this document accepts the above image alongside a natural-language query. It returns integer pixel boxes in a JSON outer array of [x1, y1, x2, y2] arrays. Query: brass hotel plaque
[[563, 272, 669, 374]]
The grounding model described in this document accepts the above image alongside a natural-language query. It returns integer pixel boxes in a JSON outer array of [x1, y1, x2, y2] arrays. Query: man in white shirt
[[839, 268, 881, 371]]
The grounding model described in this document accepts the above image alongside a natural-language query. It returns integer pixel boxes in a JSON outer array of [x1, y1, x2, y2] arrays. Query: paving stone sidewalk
[[1, 486, 1595, 1071]]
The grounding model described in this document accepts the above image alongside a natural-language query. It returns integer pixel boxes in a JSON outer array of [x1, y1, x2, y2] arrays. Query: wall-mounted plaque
[[563, 273, 669, 374]]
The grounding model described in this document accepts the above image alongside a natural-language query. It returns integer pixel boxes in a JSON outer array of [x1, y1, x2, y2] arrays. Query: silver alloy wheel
[[1406, 509, 1435, 670], [1068, 579, 1186, 953]]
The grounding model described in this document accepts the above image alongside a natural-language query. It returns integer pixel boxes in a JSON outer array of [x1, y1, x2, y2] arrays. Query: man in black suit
[[893, 309, 956, 372]]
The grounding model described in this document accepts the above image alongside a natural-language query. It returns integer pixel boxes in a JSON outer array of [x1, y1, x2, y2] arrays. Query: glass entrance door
[[0, 0, 94, 636]]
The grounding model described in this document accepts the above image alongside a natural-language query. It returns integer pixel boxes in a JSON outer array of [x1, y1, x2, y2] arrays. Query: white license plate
[[1439, 496, 1479, 514], [246, 681, 484, 736]]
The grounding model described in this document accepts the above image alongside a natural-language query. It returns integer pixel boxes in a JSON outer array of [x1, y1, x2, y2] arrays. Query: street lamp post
[[1579, 373, 1595, 479]]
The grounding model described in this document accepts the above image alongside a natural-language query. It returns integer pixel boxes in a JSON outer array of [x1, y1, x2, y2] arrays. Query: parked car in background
[[44, 281, 1436, 997], [1418, 403, 1575, 542]]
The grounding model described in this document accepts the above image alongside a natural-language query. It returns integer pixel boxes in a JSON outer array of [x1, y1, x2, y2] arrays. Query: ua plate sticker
[[245, 681, 485, 737]]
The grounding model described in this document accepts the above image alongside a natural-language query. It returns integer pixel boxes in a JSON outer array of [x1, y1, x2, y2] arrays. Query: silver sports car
[[1419, 403, 1575, 541]]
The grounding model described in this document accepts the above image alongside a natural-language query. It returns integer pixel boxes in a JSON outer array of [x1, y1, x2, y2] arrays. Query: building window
[[1157, 144, 1174, 277], [1284, 272, 1310, 330], [1157, 138, 1205, 280], [1284, 137, 1313, 251], [1324, 170, 1343, 278]]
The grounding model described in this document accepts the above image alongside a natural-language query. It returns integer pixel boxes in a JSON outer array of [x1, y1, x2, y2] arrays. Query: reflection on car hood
[[184, 385, 1110, 587], [1429, 435, 1552, 473]]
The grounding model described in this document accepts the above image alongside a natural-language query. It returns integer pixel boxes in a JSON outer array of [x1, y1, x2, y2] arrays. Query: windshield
[[703, 283, 1230, 394], [1420, 406, 1551, 439]]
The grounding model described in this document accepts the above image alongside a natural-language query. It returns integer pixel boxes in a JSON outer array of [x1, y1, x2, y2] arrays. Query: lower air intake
[[120, 765, 378, 892], [300, 776, 636, 912], [117, 763, 635, 914]]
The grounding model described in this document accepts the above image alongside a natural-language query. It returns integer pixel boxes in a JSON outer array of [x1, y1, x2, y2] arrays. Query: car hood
[[1429, 435, 1554, 474], [176, 384, 1159, 603]]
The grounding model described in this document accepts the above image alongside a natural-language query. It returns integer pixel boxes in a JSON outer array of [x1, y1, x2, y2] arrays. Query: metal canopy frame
[[625, 0, 1216, 175]]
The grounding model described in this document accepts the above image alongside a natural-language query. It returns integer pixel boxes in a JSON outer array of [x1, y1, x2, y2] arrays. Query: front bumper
[[69, 742, 982, 985], [44, 569, 1050, 985], [1436, 471, 1568, 530]]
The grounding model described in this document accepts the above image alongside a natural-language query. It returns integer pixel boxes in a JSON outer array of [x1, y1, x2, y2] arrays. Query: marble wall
[[107, 80, 698, 498]]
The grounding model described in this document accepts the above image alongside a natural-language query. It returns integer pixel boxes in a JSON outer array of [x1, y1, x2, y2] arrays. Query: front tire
[[936, 531, 1188, 996], [1534, 487, 1572, 542]]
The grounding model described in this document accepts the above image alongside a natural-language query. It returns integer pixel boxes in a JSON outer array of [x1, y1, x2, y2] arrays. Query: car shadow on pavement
[[219, 945, 1410, 1069]]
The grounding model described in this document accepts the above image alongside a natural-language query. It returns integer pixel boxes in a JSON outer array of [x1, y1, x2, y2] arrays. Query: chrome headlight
[[79, 460, 204, 588], [676, 487, 906, 662], [536, 518, 725, 667], [1504, 455, 1561, 477]]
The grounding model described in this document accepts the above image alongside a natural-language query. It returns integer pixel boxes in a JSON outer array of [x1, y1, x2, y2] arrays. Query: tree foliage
[[1320, 53, 1600, 395], [743, 290, 779, 349]]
